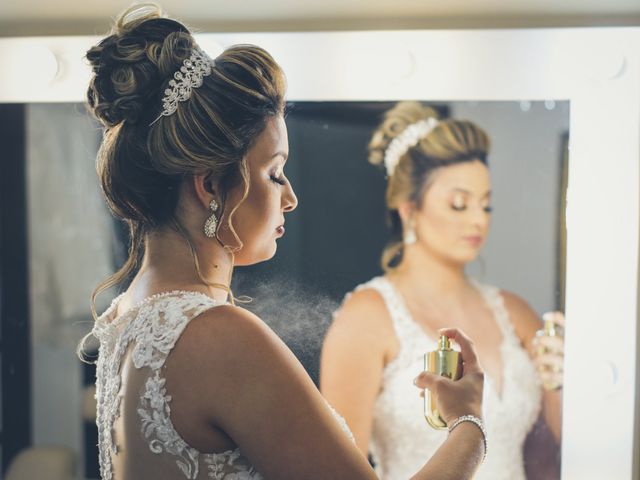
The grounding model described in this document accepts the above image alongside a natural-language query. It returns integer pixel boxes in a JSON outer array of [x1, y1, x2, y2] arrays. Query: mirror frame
[[1, 27, 639, 479]]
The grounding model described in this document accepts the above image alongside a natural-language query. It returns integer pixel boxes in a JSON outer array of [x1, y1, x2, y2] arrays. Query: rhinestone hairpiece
[[383, 117, 439, 177], [149, 45, 214, 126]]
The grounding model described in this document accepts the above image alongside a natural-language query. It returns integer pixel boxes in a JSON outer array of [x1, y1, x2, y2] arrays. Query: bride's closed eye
[[270, 174, 287, 185]]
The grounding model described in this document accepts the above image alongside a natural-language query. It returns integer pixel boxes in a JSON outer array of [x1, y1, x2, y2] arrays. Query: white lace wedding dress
[[352, 277, 542, 480], [93, 291, 353, 480]]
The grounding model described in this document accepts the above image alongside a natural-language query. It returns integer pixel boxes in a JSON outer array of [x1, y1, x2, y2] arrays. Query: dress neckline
[[99, 289, 219, 324], [380, 276, 508, 402]]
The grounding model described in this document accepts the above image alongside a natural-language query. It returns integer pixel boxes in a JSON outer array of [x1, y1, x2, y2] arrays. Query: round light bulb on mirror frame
[[519, 100, 532, 112]]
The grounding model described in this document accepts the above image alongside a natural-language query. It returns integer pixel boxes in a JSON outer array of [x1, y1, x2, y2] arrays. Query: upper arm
[[181, 305, 376, 480], [501, 291, 542, 350], [320, 289, 396, 455]]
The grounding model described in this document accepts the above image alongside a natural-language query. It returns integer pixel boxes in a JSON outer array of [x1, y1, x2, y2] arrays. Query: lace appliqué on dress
[[204, 449, 260, 480], [94, 290, 353, 480], [93, 291, 260, 480], [139, 369, 200, 478]]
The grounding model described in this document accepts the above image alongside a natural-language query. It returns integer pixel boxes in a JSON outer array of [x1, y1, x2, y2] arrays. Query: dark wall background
[[0, 104, 31, 475]]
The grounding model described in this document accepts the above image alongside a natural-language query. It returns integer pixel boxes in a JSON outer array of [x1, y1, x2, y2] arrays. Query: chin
[[443, 248, 479, 266], [235, 243, 278, 266], [457, 250, 481, 264]]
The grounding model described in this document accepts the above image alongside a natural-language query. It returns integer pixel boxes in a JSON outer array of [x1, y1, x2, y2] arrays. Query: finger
[[539, 371, 564, 390], [541, 372, 564, 384], [537, 336, 564, 350], [534, 353, 564, 369], [438, 327, 481, 373], [543, 311, 565, 327], [414, 370, 447, 390], [533, 336, 564, 355]]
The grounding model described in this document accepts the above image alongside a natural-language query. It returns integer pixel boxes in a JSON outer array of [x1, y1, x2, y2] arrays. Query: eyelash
[[270, 175, 286, 186], [451, 205, 493, 213]]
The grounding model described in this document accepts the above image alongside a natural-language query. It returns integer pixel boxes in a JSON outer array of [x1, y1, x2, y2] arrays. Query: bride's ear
[[191, 173, 218, 210], [397, 201, 415, 225]]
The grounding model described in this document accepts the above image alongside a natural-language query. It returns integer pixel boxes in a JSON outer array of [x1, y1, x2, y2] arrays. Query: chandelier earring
[[204, 199, 220, 238]]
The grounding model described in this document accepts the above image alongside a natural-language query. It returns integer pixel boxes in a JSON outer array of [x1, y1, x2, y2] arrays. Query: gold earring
[[204, 199, 219, 238]]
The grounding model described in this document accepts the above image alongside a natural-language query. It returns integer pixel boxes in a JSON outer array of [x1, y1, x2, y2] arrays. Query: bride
[[84, 5, 486, 479], [321, 101, 563, 480]]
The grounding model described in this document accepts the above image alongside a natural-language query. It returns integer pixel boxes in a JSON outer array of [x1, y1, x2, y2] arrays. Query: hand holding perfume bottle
[[423, 335, 464, 429], [532, 312, 565, 391], [415, 328, 484, 431]]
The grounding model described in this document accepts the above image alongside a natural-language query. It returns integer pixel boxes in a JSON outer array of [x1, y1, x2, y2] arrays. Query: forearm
[[409, 423, 484, 480], [542, 389, 563, 444]]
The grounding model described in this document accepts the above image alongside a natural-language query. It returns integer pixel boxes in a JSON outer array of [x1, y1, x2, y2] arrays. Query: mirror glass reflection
[[23, 100, 568, 478]]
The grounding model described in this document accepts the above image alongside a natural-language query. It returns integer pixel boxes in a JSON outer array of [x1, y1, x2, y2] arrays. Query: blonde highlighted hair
[[83, 4, 286, 335], [369, 101, 490, 271]]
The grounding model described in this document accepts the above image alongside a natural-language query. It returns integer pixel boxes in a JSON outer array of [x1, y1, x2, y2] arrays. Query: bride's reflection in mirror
[[320, 101, 564, 480]]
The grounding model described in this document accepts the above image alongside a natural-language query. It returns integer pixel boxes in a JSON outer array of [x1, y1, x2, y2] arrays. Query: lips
[[276, 225, 285, 236], [463, 236, 483, 246]]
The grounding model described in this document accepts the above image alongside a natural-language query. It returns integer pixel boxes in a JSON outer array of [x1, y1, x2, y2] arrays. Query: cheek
[[236, 183, 278, 236], [420, 209, 463, 238]]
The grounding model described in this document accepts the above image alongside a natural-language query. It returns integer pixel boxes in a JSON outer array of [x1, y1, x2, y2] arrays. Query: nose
[[283, 182, 298, 213], [472, 205, 490, 229]]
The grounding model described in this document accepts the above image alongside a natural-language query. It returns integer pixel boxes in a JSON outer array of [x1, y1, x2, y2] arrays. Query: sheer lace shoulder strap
[[352, 276, 414, 341], [124, 291, 224, 371]]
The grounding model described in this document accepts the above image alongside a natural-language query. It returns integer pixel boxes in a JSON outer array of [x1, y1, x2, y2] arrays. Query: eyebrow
[[452, 188, 492, 198]]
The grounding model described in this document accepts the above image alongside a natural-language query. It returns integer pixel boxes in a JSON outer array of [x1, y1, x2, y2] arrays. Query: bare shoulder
[[500, 290, 542, 346], [169, 305, 374, 478], [176, 304, 292, 371], [171, 303, 317, 417], [180, 303, 275, 349], [168, 303, 289, 379], [324, 285, 398, 367], [331, 287, 394, 337]]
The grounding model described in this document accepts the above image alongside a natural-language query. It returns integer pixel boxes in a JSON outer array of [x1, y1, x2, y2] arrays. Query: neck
[[132, 225, 234, 303], [391, 244, 470, 303]]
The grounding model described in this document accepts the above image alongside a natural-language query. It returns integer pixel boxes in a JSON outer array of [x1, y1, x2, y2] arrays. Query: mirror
[[0, 27, 638, 480]]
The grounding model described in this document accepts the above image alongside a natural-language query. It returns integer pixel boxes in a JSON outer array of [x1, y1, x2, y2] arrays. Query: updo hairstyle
[[85, 4, 286, 314]]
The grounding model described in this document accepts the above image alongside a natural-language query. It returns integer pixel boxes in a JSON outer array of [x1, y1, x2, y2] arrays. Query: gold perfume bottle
[[424, 335, 463, 429]]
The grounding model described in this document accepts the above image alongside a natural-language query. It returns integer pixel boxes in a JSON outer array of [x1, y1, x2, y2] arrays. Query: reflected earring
[[404, 222, 417, 245], [204, 199, 219, 238]]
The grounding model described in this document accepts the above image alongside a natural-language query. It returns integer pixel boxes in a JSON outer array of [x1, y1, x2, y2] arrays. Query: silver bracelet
[[448, 415, 487, 462]]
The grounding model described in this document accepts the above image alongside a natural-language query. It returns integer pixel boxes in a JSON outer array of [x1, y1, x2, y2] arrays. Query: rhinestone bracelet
[[448, 415, 487, 463]]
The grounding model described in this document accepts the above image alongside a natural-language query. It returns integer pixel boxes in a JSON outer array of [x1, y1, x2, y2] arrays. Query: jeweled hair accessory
[[149, 45, 214, 125], [383, 117, 439, 177]]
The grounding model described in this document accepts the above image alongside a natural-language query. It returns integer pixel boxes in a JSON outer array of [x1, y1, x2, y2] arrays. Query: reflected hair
[[368, 101, 490, 271], [80, 3, 286, 357]]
